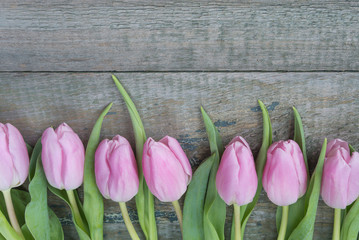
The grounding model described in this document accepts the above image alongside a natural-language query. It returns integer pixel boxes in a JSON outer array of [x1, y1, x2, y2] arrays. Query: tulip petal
[[321, 153, 350, 209], [287, 140, 307, 197], [216, 142, 257, 206], [263, 147, 301, 206], [347, 152, 359, 205], [143, 141, 187, 202], [159, 136, 192, 184], [216, 144, 240, 205], [326, 139, 350, 156], [234, 143, 258, 205], [58, 131, 85, 190], [108, 142, 139, 202], [42, 127, 64, 189], [0, 124, 14, 190], [6, 123, 29, 187], [227, 136, 251, 150], [95, 139, 111, 198]]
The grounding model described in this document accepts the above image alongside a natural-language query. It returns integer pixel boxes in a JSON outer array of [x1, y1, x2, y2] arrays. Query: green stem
[[333, 208, 341, 240], [2, 189, 24, 239], [119, 202, 140, 240], [66, 190, 87, 233], [172, 200, 183, 235], [278, 205, 289, 240], [234, 204, 241, 240]]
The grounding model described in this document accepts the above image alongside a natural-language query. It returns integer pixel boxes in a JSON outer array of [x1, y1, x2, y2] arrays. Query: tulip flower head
[[262, 140, 307, 206], [321, 139, 359, 209], [142, 136, 192, 202], [216, 136, 258, 206], [41, 123, 85, 190], [95, 135, 139, 202], [0, 123, 29, 191]]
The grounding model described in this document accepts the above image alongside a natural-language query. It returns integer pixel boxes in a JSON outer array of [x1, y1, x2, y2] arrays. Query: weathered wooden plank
[[0, 72, 358, 239], [1, 2, 359, 71]]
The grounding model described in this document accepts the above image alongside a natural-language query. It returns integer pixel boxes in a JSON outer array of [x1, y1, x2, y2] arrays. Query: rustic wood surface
[[1, 0, 359, 239], [1, 73, 358, 239], [1, 1, 359, 71]]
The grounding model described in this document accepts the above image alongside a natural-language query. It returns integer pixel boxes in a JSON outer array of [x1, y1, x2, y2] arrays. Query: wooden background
[[1, 1, 359, 239]]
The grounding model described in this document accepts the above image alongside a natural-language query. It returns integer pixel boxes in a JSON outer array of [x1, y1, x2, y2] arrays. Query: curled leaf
[[25, 139, 64, 240], [112, 75, 157, 240], [83, 102, 113, 240], [183, 154, 215, 240], [276, 107, 308, 239], [288, 139, 327, 240], [201, 107, 226, 240], [232, 100, 272, 239]]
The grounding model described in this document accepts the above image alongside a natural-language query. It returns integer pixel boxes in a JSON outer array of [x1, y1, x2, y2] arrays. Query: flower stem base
[[119, 202, 140, 240], [2, 189, 24, 239], [172, 200, 183, 234], [234, 204, 242, 240], [278, 205, 289, 240], [332, 208, 341, 240], [66, 190, 88, 234]]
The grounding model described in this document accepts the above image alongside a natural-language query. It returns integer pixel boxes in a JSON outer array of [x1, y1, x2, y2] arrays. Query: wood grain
[[1, 1, 359, 71], [1, 72, 358, 239]]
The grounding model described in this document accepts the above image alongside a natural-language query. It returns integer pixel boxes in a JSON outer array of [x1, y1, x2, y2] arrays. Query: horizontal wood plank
[[1, 1, 359, 71], [1, 72, 358, 239]]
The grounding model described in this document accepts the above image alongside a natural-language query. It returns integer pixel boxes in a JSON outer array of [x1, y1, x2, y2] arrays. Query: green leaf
[[200, 107, 226, 240], [276, 107, 308, 239], [292, 107, 309, 174], [0, 190, 31, 228], [25, 139, 64, 240], [183, 154, 215, 240], [21, 224, 35, 240], [341, 145, 359, 240], [0, 209, 23, 240], [26, 143, 33, 157], [0, 189, 29, 240], [29, 139, 42, 181], [112, 75, 157, 240], [83, 102, 113, 240], [48, 186, 90, 240], [341, 198, 359, 240], [288, 139, 327, 240], [231, 100, 272, 239], [48, 209, 64, 240], [349, 144, 355, 155]]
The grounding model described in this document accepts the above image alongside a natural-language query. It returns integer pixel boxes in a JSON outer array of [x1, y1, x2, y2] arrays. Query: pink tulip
[[41, 123, 85, 190], [142, 136, 192, 202], [95, 135, 139, 202], [0, 123, 29, 191], [321, 139, 359, 209], [262, 140, 307, 206], [216, 136, 258, 206]]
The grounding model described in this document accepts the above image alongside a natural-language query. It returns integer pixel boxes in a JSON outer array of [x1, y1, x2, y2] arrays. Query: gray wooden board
[[1, 72, 358, 239], [1, 1, 359, 71]]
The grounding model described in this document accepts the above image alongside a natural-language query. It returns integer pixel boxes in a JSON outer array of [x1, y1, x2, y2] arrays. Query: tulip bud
[[262, 140, 307, 206], [321, 139, 359, 209], [41, 123, 85, 190], [216, 136, 258, 206], [95, 135, 139, 202], [0, 123, 29, 191], [142, 136, 192, 202]]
